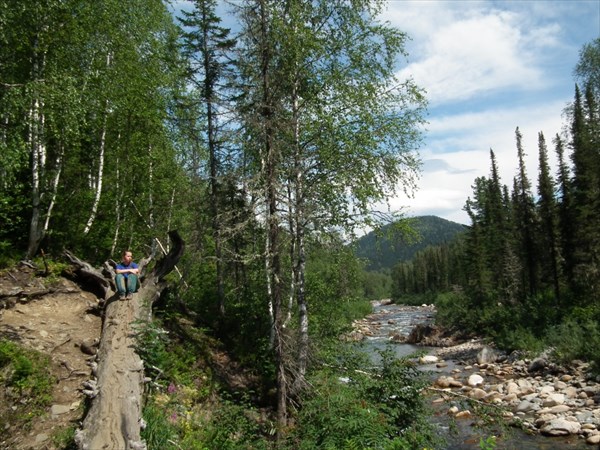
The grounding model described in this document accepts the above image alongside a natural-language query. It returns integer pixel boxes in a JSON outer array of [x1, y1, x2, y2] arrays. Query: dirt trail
[[0, 267, 102, 450]]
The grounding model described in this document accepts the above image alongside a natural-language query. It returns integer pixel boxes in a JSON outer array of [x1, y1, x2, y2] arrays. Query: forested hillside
[[354, 215, 467, 270]]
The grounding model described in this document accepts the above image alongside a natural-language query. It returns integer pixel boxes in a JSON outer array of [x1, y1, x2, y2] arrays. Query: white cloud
[[393, 7, 551, 104]]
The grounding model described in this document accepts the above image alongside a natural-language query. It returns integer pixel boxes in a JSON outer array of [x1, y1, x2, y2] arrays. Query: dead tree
[[66, 231, 184, 450]]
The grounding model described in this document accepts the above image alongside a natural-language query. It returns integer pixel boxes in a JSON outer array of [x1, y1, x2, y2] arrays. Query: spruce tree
[[555, 134, 576, 291], [512, 127, 539, 298], [570, 85, 600, 302], [179, 0, 237, 317], [537, 132, 562, 302]]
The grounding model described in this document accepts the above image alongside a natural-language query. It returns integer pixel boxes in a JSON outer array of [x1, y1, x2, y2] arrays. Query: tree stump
[[67, 231, 184, 450]]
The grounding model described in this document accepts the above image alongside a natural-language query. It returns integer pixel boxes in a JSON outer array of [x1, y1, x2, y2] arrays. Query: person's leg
[[126, 274, 138, 298], [115, 274, 127, 298]]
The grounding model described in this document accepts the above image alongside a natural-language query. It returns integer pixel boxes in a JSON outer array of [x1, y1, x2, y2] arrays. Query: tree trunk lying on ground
[[65, 231, 184, 450]]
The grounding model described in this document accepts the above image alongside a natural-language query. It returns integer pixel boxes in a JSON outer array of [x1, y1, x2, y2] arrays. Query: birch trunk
[[83, 99, 108, 235], [84, 53, 112, 235], [110, 162, 122, 257], [290, 75, 309, 394], [43, 146, 64, 233], [26, 94, 46, 259]]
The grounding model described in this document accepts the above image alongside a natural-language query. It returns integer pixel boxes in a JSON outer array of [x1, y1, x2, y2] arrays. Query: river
[[356, 301, 590, 449]]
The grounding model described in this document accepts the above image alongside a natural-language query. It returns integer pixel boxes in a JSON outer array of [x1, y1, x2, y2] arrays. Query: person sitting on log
[[115, 250, 139, 300]]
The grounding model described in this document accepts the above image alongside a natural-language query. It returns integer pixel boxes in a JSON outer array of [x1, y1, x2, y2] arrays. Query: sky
[[174, 0, 600, 225], [380, 0, 600, 224]]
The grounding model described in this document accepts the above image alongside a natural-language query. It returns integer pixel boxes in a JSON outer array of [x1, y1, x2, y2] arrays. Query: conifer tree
[[179, 0, 237, 317], [570, 85, 600, 301], [537, 132, 562, 302], [555, 134, 576, 291], [512, 127, 539, 298]]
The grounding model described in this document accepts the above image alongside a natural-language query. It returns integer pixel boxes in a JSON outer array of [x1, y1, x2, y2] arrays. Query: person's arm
[[116, 264, 139, 274]]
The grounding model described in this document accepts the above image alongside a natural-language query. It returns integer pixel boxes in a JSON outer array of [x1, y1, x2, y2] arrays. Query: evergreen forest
[[1, 0, 599, 447], [391, 38, 600, 373]]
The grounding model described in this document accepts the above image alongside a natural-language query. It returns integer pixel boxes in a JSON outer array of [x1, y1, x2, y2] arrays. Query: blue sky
[[174, 0, 600, 225], [382, 0, 600, 224]]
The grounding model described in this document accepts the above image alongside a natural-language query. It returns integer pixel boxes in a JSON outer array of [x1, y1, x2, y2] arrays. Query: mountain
[[353, 215, 467, 271]]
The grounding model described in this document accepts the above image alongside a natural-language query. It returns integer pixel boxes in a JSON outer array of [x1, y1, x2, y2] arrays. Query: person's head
[[122, 250, 133, 263]]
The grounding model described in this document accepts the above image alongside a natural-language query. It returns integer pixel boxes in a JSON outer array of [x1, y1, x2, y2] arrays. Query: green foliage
[[307, 241, 373, 340], [360, 269, 392, 300], [179, 396, 270, 450], [52, 425, 78, 450], [479, 435, 497, 450], [144, 387, 271, 450], [288, 347, 436, 450], [434, 291, 478, 333], [136, 315, 271, 449], [133, 318, 212, 389], [0, 339, 54, 428], [548, 308, 600, 373], [141, 403, 179, 450]]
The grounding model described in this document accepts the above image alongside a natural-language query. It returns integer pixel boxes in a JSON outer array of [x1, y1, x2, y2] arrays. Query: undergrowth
[[135, 308, 439, 449], [435, 291, 600, 374], [0, 339, 55, 433]]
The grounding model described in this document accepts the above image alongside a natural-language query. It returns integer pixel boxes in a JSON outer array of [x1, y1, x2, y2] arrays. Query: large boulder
[[406, 323, 436, 344]]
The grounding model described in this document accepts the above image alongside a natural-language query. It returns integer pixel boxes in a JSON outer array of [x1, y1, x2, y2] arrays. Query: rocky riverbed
[[349, 302, 600, 447]]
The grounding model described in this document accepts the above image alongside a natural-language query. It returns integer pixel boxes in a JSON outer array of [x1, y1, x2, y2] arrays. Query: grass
[[0, 339, 55, 433]]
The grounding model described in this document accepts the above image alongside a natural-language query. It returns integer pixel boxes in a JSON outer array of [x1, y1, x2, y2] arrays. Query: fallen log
[[70, 231, 184, 450]]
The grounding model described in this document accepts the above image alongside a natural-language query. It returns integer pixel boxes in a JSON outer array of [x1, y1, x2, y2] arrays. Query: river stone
[[477, 346, 497, 365], [469, 388, 487, 400], [517, 379, 535, 394], [35, 434, 49, 444], [528, 357, 548, 373], [419, 355, 438, 364], [506, 381, 519, 395], [435, 376, 451, 388], [538, 404, 571, 415], [563, 386, 578, 398], [542, 393, 565, 407], [576, 410, 594, 423], [516, 400, 536, 413], [486, 392, 502, 403], [540, 418, 581, 436], [587, 434, 600, 445], [51, 404, 71, 416], [554, 380, 568, 390], [467, 374, 484, 387]]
